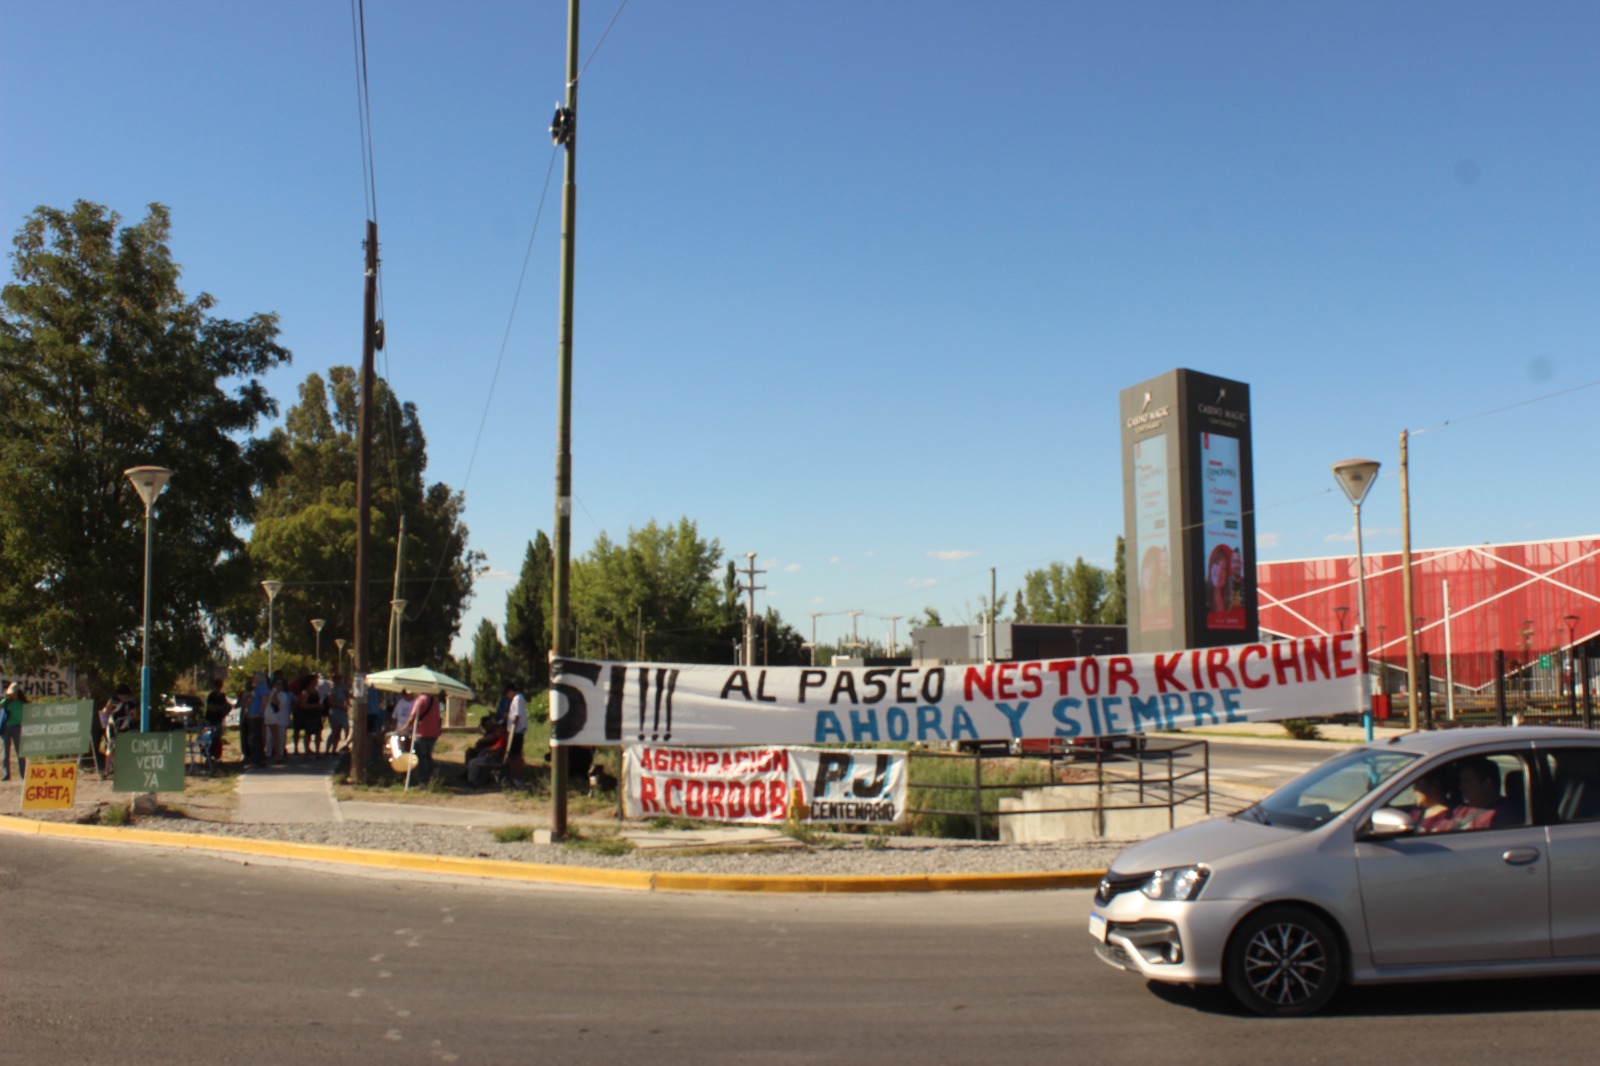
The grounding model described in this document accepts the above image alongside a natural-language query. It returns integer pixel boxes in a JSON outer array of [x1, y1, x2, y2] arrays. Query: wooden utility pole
[[740, 552, 765, 667], [550, 0, 580, 840], [352, 220, 379, 783]]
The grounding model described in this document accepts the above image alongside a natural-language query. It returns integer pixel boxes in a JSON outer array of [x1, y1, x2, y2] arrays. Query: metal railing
[[905, 738, 1211, 841]]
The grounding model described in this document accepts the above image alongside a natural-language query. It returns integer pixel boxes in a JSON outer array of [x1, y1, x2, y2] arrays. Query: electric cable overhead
[[350, 0, 379, 223]]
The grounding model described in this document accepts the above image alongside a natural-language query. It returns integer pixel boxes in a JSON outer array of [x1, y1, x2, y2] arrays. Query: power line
[[1412, 376, 1600, 435], [349, 0, 379, 223]]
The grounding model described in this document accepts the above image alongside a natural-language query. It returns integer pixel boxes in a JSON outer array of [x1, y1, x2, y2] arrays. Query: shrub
[[1281, 719, 1323, 741], [100, 803, 132, 826]]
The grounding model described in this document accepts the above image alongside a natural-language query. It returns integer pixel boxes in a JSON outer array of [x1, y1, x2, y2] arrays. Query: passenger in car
[[1450, 757, 1520, 830]]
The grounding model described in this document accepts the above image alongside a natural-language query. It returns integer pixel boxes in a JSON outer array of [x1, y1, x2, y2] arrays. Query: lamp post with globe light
[[311, 618, 326, 670], [1332, 458, 1381, 738], [124, 466, 173, 733], [262, 580, 283, 677]]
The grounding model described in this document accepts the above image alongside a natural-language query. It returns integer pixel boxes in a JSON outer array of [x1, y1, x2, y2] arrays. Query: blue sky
[[4, 1, 1596, 657]]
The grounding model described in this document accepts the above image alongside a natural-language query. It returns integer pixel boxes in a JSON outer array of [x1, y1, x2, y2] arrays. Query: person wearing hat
[[1, 682, 26, 781]]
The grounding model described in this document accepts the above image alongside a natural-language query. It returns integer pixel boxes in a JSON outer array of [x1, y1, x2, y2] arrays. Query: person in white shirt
[[391, 692, 413, 735], [503, 680, 528, 763]]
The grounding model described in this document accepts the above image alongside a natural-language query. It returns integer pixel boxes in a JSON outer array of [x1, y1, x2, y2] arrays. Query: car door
[[1354, 750, 1550, 967], [1537, 744, 1600, 958]]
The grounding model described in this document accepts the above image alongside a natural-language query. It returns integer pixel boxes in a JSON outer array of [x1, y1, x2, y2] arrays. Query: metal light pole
[[311, 618, 326, 670], [335, 637, 347, 676], [1565, 614, 1580, 707], [1332, 458, 1381, 739], [124, 466, 173, 733], [262, 580, 283, 678]]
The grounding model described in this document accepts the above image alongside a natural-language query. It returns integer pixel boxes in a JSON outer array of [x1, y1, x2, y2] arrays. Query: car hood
[[1108, 814, 1299, 874]]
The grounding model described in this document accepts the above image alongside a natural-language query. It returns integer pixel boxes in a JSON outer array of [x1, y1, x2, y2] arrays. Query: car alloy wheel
[[1224, 905, 1343, 1016]]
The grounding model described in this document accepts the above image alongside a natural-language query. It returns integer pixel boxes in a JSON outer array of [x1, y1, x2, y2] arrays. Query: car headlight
[[1141, 865, 1210, 901]]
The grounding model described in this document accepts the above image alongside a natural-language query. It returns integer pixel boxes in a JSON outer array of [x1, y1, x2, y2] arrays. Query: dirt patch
[[0, 756, 239, 824]]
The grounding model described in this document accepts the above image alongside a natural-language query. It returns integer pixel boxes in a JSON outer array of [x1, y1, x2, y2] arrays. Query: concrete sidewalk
[[233, 756, 341, 823]]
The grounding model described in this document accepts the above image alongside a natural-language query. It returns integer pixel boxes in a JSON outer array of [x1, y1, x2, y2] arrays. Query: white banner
[[623, 746, 909, 826], [555, 635, 1364, 748]]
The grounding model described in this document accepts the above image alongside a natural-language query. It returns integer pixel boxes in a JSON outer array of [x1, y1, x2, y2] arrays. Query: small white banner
[[556, 635, 1364, 748], [623, 746, 909, 826]]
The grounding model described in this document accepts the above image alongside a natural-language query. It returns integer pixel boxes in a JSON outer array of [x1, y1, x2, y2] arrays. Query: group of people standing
[[238, 671, 351, 766]]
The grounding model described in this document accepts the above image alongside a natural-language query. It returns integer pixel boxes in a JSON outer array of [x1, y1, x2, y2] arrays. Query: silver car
[[1087, 725, 1600, 1015]]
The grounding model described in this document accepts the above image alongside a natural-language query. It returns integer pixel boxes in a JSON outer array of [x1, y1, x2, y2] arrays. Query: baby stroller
[[188, 721, 222, 776]]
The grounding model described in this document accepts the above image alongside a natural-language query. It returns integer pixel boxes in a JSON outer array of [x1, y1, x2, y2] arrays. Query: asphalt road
[[1199, 738, 1332, 790], [4, 835, 1597, 1064]]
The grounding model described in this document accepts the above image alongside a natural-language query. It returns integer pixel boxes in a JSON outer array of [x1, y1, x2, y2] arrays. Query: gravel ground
[[92, 815, 1130, 877]]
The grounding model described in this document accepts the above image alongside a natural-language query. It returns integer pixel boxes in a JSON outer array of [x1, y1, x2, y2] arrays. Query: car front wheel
[[1223, 905, 1343, 1016]]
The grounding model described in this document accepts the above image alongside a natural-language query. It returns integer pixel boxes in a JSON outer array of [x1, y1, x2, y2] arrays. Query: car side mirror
[[1362, 806, 1418, 839]]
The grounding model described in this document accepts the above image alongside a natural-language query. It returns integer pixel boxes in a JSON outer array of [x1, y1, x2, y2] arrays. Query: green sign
[[113, 731, 186, 793], [17, 699, 94, 758], [1540, 654, 1553, 670]]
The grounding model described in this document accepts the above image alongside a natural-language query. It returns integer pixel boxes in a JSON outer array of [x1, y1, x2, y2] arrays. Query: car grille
[[1094, 938, 1135, 971], [1094, 872, 1147, 906]]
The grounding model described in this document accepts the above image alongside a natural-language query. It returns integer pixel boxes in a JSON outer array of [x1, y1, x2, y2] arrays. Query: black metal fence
[[905, 738, 1211, 841], [1378, 651, 1596, 730]]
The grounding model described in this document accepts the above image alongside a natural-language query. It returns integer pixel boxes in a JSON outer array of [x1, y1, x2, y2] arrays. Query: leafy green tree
[[503, 532, 552, 690], [470, 617, 509, 694], [570, 518, 724, 662], [1021, 558, 1107, 624], [244, 369, 481, 668], [1102, 535, 1128, 624], [0, 201, 289, 689]]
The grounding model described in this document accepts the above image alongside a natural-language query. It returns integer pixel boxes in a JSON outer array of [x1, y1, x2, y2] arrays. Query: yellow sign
[[22, 760, 77, 811]]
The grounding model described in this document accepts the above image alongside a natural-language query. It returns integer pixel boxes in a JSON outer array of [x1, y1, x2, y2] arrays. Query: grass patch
[[648, 815, 704, 831], [1281, 718, 1323, 740], [563, 827, 636, 857], [904, 753, 1057, 839], [100, 803, 132, 826], [491, 824, 536, 843], [781, 821, 838, 846]]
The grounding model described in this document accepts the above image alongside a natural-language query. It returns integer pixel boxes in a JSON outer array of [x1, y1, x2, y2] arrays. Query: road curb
[[0, 814, 1105, 894]]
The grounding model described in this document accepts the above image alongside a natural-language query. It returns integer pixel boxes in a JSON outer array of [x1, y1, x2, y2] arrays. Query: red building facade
[[1258, 536, 1600, 693]]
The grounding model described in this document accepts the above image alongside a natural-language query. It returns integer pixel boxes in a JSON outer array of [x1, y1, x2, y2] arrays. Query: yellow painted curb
[[0, 814, 1106, 893]]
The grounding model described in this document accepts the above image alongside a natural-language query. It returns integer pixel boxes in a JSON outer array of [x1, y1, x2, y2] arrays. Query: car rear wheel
[[1223, 905, 1343, 1016]]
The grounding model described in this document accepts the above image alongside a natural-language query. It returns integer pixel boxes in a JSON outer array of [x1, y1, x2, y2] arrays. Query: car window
[[1539, 747, 1600, 825], [1385, 751, 1529, 833], [1248, 748, 1418, 830]]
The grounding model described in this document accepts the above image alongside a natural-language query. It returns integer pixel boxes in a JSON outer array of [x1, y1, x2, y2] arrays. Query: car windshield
[[1239, 747, 1419, 831]]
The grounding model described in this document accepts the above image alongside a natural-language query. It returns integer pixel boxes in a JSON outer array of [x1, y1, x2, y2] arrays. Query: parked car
[[1086, 725, 1600, 1015]]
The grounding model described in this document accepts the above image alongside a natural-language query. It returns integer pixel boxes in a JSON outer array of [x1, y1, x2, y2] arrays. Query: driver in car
[[1449, 757, 1519, 830]]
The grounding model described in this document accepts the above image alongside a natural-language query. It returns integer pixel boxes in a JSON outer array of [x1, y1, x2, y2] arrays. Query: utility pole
[[806, 611, 823, 667], [738, 552, 765, 667], [885, 615, 902, 658], [846, 610, 864, 659], [989, 567, 997, 664], [386, 514, 406, 669], [549, 0, 580, 840], [352, 219, 380, 784], [1400, 429, 1419, 730]]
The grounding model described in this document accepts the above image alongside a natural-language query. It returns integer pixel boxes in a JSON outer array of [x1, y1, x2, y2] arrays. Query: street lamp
[[1334, 605, 1349, 633], [262, 580, 283, 677], [1332, 458, 1381, 738], [1564, 614, 1580, 702], [124, 465, 173, 733], [311, 618, 326, 670], [1521, 621, 1535, 701], [335, 637, 347, 677]]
